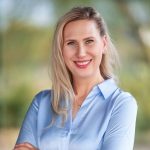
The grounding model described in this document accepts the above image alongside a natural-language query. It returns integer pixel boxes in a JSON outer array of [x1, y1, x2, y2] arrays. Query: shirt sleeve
[[101, 94, 138, 150], [16, 91, 42, 148]]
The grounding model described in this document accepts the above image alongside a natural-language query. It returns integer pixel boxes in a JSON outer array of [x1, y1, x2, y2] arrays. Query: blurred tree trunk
[[116, 0, 150, 63]]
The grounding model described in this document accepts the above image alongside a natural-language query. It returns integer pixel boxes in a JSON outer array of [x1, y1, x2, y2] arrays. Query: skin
[[63, 19, 107, 118], [14, 143, 37, 150], [14, 19, 107, 149]]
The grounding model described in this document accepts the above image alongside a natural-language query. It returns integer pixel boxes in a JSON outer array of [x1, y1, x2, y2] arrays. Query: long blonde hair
[[50, 6, 119, 125]]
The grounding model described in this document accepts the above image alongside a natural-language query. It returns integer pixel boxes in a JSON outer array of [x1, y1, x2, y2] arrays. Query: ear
[[102, 35, 107, 54]]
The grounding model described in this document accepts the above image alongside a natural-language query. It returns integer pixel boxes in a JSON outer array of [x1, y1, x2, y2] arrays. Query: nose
[[76, 44, 86, 58]]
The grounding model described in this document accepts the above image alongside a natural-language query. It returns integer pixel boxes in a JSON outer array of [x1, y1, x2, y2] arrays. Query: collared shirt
[[16, 79, 138, 150]]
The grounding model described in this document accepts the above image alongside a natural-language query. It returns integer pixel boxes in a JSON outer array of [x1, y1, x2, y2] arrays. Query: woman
[[14, 6, 137, 150]]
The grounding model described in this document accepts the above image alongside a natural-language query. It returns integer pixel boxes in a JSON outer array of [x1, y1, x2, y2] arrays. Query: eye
[[67, 41, 75, 46], [85, 39, 94, 44]]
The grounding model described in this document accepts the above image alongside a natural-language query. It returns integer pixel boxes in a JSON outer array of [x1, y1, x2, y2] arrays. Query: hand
[[13, 142, 38, 150]]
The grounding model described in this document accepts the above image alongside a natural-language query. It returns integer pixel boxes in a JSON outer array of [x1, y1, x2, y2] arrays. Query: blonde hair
[[50, 6, 119, 125]]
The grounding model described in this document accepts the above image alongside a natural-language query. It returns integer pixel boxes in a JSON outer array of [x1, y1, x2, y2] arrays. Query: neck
[[73, 73, 104, 97]]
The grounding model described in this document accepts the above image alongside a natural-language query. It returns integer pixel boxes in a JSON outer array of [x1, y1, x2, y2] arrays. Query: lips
[[74, 59, 92, 68]]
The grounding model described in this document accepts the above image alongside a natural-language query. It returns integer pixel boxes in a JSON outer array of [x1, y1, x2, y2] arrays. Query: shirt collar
[[97, 78, 118, 100]]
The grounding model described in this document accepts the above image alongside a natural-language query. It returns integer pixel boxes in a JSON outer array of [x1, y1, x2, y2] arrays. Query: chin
[[73, 72, 94, 79]]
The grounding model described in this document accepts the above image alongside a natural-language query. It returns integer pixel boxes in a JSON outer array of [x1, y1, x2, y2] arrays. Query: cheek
[[62, 47, 73, 59], [92, 49, 103, 64], [62, 48, 69, 60], [62, 50, 73, 68], [91, 48, 103, 58]]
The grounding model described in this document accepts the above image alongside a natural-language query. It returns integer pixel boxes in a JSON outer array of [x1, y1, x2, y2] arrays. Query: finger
[[13, 145, 31, 150], [14, 143, 29, 148], [14, 143, 36, 150], [23, 143, 36, 148], [14, 142, 37, 150]]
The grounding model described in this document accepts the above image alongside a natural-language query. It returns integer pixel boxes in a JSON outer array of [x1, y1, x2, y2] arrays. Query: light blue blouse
[[16, 79, 138, 150]]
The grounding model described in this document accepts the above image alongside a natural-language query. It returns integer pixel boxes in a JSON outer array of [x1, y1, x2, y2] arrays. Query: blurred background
[[0, 0, 150, 149]]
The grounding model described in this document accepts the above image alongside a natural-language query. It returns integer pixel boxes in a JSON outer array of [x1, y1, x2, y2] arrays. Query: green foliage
[[119, 64, 150, 131], [0, 85, 33, 127], [2, 22, 52, 69], [0, 22, 52, 128]]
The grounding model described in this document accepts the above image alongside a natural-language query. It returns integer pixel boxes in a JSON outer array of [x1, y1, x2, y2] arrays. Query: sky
[[0, 0, 54, 30]]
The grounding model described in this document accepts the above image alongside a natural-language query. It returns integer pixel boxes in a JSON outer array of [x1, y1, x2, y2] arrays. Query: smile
[[74, 59, 92, 68]]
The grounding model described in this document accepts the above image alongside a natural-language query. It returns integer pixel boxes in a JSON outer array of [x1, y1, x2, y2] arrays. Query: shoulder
[[34, 89, 52, 101], [111, 88, 138, 113], [115, 89, 137, 105], [31, 89, 52, 110]]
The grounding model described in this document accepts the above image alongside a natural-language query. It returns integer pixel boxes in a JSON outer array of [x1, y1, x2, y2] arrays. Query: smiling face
[[62, 19, 107, 81]]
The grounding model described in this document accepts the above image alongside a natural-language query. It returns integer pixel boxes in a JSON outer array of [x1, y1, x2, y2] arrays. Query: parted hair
[[50, 6, 119, 125]]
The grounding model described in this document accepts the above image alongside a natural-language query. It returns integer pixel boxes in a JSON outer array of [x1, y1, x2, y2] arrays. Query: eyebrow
[[64, 36, 94, 43], [83, 37, 94, 41], [64, 39, 76, 42]]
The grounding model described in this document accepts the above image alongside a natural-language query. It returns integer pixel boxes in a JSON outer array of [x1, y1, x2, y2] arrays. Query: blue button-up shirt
[[16, 79, 138, 150]]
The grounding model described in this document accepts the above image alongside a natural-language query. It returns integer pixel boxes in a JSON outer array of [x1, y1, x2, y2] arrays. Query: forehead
[[63, 19, 100, 39]]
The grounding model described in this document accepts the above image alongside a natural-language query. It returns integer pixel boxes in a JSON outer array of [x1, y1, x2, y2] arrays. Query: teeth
[[75, 60, 91, 65]]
